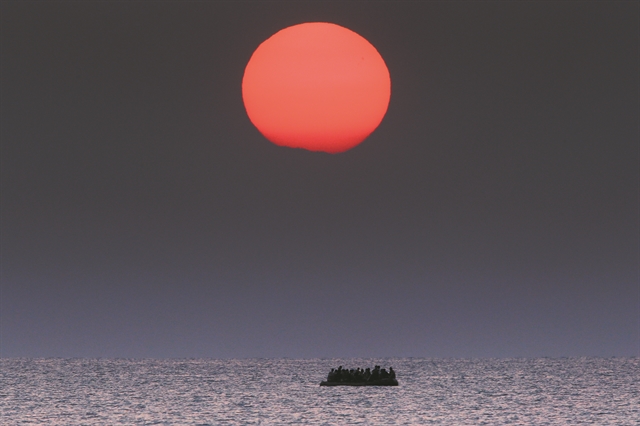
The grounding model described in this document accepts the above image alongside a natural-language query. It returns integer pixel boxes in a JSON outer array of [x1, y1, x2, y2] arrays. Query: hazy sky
[[2, 1, 638, 358]]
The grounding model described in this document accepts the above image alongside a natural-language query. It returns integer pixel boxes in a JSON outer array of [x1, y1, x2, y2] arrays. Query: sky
[[1, 1, 638, 359]]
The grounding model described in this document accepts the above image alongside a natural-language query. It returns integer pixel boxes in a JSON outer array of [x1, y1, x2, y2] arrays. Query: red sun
[[242, 22, 391, 154]]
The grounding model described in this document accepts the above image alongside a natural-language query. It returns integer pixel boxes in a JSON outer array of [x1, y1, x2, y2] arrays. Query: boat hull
[[320, 378, 398, 386]]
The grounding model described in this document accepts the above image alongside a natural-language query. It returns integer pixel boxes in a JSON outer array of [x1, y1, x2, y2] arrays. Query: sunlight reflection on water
[[1, 357, 638, 424]]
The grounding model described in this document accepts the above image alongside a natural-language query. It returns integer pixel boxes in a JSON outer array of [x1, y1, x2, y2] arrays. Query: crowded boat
[[320, 365, 398, 386]]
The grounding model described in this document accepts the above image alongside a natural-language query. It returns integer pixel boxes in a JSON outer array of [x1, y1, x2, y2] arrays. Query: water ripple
[[0, 358, 638, 425]]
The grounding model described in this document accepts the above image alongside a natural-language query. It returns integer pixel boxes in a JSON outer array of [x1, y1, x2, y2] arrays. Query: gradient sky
[[2, 1, 638, 358]]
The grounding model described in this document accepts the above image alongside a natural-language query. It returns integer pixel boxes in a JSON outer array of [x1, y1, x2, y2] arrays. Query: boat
[[320, 378, 398, 386]]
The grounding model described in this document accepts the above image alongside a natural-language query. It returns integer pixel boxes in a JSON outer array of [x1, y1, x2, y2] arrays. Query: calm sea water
[[1, 358, 637, 425]]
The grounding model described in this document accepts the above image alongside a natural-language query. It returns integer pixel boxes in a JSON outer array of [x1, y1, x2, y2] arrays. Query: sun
[[242, 22, 391, 154]]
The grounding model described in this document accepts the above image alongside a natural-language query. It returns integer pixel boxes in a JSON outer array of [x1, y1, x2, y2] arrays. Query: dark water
[[1, 358, 638, 425]]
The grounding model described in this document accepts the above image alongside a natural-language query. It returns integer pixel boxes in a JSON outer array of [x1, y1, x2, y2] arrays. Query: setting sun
[[242, 22, 391, 153]]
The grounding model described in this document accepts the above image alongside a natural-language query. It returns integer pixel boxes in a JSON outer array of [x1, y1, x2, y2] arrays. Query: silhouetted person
[[354, 368, 363, 382], [389, 367, 396, 380], [327, 368, 335, 382], [380, 368, 389, 379], [364, 367, 371, 381], [371, 365, 380, 381]]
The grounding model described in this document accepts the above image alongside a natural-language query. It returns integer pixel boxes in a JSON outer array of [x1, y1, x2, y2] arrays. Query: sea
[[1, 357, 638, 425]]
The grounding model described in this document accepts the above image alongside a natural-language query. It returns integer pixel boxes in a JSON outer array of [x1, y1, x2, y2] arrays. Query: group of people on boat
[[325, 365, 395, 383]]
